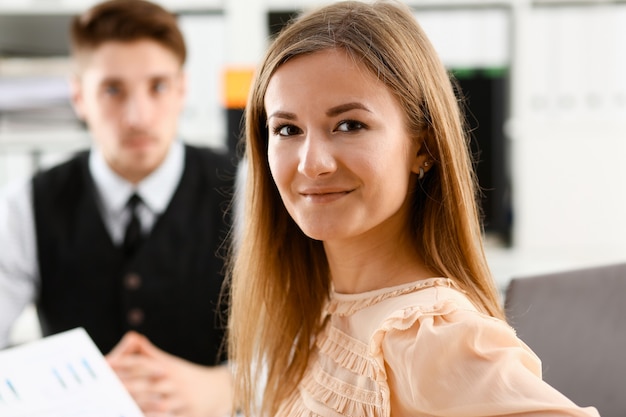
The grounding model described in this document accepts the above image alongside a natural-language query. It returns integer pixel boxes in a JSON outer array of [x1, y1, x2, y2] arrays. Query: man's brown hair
[[70, 0, 186, 65]]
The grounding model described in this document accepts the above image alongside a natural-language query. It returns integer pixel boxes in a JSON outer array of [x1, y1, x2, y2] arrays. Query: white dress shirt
[[0, 141, 184, 348]]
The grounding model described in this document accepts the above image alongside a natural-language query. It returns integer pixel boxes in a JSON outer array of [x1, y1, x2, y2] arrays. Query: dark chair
[[504, 262, 626, 417]]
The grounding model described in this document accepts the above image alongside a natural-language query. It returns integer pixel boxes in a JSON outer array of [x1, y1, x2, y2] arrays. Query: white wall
[[178, 13, 227, 149], [511, 3, 626, 255]]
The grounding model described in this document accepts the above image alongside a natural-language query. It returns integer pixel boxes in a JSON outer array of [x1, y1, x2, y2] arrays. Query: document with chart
[[0, 327, 144, 416]]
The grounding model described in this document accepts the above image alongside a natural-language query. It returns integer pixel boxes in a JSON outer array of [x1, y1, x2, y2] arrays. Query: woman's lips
[[299, 189, 353, 203]]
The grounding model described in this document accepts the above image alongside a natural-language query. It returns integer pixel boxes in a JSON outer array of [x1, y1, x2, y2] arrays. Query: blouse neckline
[[327, 277, 459, 316]]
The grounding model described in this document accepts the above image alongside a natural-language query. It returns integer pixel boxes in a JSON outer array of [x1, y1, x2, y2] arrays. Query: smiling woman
[[227, 2, 600, 417]]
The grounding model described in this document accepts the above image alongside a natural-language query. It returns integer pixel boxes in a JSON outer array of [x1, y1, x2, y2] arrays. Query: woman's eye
[[274, 125, 301, 137], [336, 120, 364, 132]]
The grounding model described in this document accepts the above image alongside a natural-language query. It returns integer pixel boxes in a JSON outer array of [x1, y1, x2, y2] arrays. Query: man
[[0, 1, 234, 415]]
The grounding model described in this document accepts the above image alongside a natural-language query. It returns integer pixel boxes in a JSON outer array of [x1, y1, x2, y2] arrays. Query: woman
[[227, 1, 600, 416]]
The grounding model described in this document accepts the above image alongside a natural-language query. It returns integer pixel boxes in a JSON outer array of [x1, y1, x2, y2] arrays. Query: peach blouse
[[277, 277, 599, 417]]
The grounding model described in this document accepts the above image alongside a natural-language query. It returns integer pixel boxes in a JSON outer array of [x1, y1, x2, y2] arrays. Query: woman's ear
[[410, 154, 427, 175], [411, 155, 433, 180], [410, 146, 434, 176], [410, 136, 434, 176]]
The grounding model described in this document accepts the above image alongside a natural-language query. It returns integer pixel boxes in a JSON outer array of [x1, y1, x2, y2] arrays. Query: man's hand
[[106, 331, 232, 417]]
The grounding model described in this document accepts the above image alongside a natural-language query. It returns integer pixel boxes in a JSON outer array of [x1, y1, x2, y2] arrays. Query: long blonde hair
[[228, 1, 504, 416]]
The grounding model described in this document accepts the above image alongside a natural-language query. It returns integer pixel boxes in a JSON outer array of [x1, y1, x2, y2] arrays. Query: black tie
[[123, 193, 143, 256]]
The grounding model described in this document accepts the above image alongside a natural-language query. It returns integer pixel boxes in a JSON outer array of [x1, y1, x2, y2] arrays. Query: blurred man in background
[[0, 1, 234, 415]]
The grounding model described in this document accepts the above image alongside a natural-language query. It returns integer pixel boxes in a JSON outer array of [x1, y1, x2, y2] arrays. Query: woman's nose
[[297, 134, 337, 178]]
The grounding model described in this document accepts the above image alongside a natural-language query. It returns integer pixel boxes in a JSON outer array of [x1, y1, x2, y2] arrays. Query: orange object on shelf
[[223, 67, 255, 109]]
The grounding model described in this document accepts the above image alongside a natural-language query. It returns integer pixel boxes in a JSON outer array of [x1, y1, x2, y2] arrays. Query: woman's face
[[265, 48, 426, 243]]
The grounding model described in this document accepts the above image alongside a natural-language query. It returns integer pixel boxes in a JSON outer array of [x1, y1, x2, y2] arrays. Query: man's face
[[72, 39, 186, 183]]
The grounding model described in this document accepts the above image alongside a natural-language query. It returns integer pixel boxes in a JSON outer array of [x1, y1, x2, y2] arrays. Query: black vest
[[32, 145, 235, 366]]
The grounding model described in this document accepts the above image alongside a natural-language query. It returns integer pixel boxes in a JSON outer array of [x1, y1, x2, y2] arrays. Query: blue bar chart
[[0, 328, 143, 417]]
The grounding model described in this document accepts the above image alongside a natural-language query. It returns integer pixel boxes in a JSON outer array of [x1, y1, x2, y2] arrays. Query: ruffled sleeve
[[375, 290, 600, 417]]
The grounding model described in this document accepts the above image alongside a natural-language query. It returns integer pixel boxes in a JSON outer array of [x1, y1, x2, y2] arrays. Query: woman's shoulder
[[325, 277, 498, 356]]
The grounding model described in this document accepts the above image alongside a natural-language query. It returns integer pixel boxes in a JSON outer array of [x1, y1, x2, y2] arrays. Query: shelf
[[0, 129, 89, 153], [0, 0, 223, 15]]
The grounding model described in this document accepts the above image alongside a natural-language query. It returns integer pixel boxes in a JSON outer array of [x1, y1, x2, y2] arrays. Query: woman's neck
[[324, 229, 435, 294]]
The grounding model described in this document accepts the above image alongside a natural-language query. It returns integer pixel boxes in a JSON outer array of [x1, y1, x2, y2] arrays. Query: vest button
[[127, 308, 145, 326], [124, 273, 142, 290]]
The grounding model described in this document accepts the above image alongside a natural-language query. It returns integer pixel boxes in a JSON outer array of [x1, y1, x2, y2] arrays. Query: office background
[[1, 0, 626, 342]]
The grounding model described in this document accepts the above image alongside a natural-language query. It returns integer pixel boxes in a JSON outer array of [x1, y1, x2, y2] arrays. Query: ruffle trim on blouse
[[325, 277, 461, 317], [316, 326, 378, 380], [278, 366, 386, 417]]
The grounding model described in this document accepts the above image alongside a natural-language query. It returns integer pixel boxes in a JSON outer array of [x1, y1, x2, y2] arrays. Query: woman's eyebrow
[[267, 110, 297, 121], [326, 102, 371, 117]]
